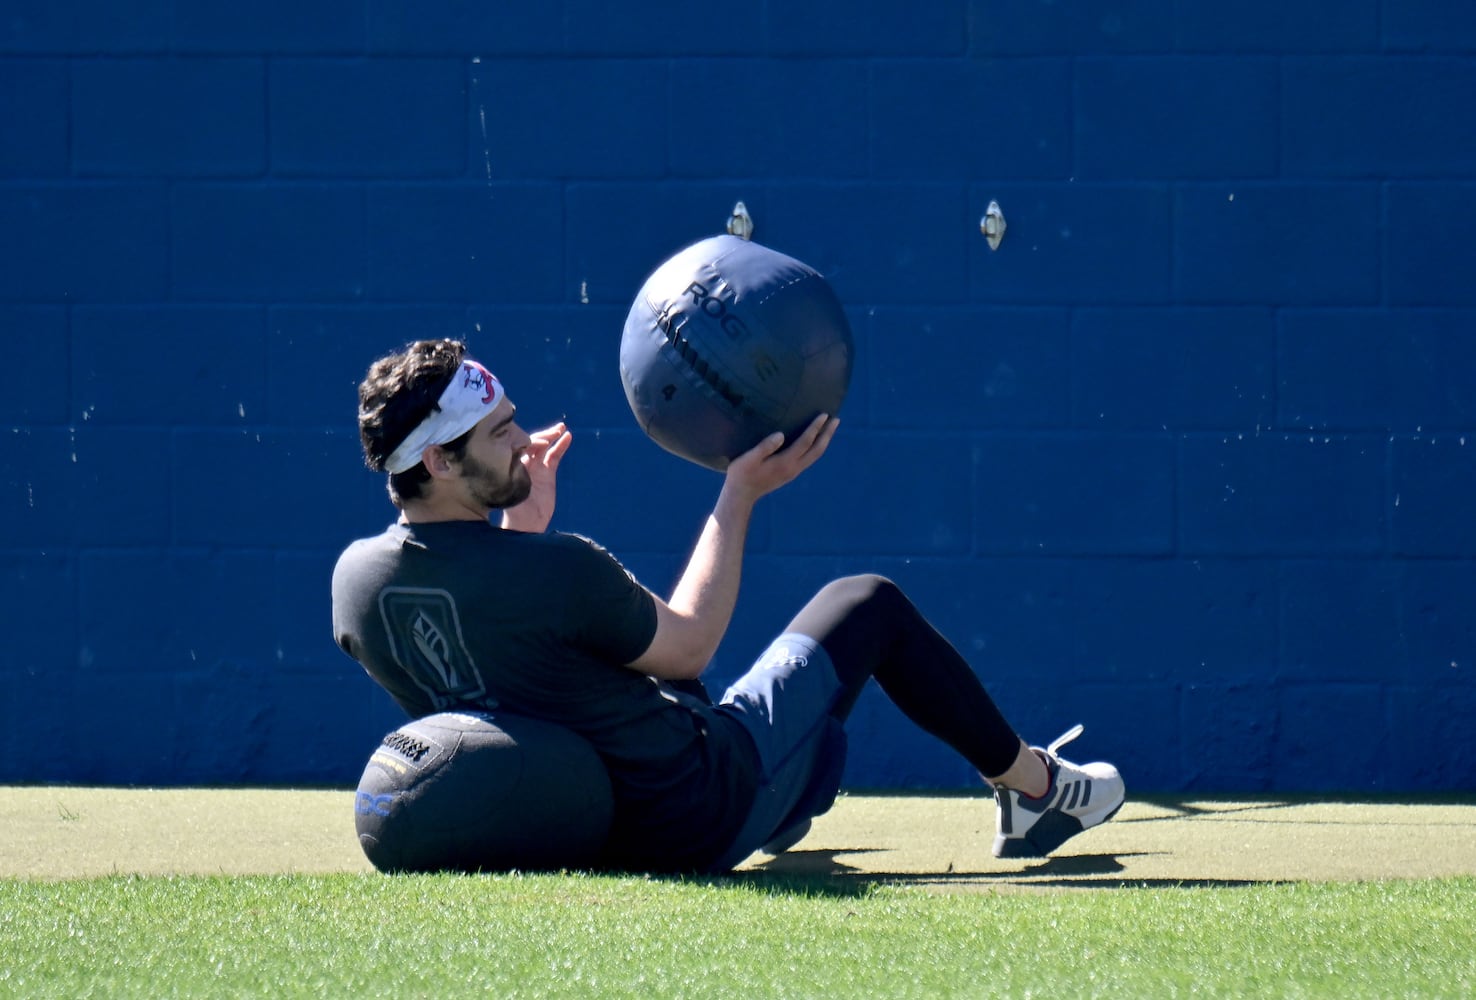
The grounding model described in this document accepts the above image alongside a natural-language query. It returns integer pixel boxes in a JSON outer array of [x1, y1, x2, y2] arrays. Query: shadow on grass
[[846, 790, 1476, 808], [689, 849, 1274, 897], [1118, 800, 1303, 823], [561, 793, 1476, 896], [1120, 796, 1476, 827]]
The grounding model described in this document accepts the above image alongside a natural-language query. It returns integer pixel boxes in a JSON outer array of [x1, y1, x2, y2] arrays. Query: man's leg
[[786, 574, 1126, 858], [708, 631, 849, 872], [786, 574, 1026, 779]]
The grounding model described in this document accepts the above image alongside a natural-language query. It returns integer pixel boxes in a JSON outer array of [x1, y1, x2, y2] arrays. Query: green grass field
[[2, 874, 1473, 998], [2, 790, 1474, 998]]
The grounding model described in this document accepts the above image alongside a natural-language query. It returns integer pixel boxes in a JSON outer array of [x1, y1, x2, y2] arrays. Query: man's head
[[358, 339, 528, 511]]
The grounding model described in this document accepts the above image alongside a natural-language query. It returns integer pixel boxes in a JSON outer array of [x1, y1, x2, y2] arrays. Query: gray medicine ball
[[620, 234, 854, 472], [354, 711, 614, 873]]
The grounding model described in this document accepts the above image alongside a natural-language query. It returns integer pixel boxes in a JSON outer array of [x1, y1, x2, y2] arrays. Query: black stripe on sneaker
[[1081, 781, 1092, 808]]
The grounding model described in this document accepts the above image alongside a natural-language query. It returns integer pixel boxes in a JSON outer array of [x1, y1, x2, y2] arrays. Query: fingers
[[726, 414, 839, 497], [773, 414, 837, 469], [523, 422, 573, 469], [540, 426, 573, 467], [789, 413, 836, 458], [808, 415, 840, 461], [736, 414, 832, 461], [528, 421, 568, 445], [755, 430, 787, 458]]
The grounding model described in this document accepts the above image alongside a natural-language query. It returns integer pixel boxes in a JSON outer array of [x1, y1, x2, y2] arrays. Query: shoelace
[[1046, 723, 1085, 758]]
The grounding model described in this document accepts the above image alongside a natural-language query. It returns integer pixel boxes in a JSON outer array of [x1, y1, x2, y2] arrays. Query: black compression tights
[[784, 574, 1024, 779]]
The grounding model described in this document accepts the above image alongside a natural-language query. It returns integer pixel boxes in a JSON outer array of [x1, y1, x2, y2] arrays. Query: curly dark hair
[[357, 338, 476, 506]]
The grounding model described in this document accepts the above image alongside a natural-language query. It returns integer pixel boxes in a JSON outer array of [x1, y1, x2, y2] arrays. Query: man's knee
[[818, 573, 904, 612]]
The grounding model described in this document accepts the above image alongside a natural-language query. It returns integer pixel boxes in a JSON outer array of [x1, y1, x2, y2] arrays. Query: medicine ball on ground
[[354, 711, 614, 873]]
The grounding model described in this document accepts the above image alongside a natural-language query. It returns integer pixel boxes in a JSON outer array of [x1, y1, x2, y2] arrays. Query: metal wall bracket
[[980, 200, 1007, 251], [727, 201, 754, 241]]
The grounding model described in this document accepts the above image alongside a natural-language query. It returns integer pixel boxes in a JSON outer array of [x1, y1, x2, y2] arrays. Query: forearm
[[627, 416, 836, 680], [665, 485, 755, 663]]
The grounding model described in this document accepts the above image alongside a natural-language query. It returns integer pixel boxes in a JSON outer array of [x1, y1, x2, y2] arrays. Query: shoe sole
[[992, 797, 1126, 859]]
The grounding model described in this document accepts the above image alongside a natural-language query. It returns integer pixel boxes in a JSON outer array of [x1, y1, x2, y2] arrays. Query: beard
[[460, 451, 532, 511]]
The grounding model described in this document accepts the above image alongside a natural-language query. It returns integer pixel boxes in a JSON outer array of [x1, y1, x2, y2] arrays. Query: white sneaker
[[992, 725, 1125, 859]]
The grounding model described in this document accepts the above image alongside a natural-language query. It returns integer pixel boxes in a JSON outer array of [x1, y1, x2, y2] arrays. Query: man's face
[[453, 396, 532, 511]]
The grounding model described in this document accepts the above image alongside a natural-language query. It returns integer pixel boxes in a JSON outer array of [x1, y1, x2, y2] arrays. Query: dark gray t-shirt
[[331, 520, 759, 871]]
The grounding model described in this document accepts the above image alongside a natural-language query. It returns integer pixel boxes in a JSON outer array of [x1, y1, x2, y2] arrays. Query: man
[[332, 339, 1124, 873]]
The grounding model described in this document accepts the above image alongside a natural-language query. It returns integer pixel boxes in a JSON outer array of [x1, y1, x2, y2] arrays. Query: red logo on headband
[[461, 361, 497, 404]]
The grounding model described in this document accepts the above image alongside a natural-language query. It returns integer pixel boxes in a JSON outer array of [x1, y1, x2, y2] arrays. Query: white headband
[[383, 359, 506, 474]]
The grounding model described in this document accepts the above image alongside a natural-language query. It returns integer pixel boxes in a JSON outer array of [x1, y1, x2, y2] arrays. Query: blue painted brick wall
[[0, 307, 67, 421], [1176, 184, 1379, 305], [368, 183, 563, 300], [0, 184, 168, 300], [1388, 184, 1476, 306], [0, 60, 67, 175], [676, 60, 870, 178], [971, 183, 1173, 303], [367, 2, 564, 55], [271, 59, 467, 177], [1283, 58, 1476, 177], [1386, 2, 1476, 53], [1175, 0, 1379, 52], [173, 184, 366, 301], [3, 1, 1474, 794], [972, 0, 1175, 55], [72, 59, 266, 177], [1075, 57, 1278, 179], [873, 59, 1071, 180]]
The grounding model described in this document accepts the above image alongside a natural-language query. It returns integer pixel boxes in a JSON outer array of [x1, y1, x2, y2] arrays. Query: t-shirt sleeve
[[559, 534, 659, 665]]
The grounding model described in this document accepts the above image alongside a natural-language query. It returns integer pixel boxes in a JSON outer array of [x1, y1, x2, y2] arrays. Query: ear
[[420, 444, 458, 479]]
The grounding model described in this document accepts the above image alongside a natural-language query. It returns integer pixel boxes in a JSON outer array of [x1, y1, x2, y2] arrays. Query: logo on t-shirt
[[378, 587, 488, 709]]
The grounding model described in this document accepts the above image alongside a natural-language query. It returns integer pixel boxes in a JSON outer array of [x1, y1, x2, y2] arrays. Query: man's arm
[[628, 414, 839, 680]]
